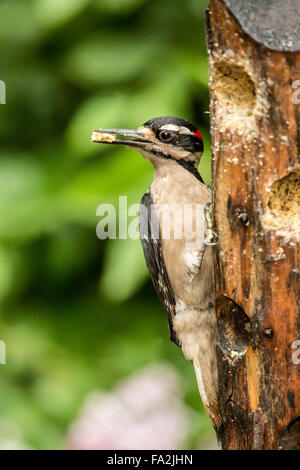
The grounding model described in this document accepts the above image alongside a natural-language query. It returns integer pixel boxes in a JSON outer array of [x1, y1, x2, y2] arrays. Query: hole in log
[[216, 296, 251, 358], [212, 61, 256, 130], [279, 416, 300, 450], [264, 170, 300, 234]]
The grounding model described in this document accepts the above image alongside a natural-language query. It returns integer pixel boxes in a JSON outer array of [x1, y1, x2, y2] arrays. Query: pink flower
[[67, 364, 191, 450]]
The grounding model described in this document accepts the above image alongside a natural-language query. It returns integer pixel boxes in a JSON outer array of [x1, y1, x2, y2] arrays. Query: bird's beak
[[91, 128, 151, 148]]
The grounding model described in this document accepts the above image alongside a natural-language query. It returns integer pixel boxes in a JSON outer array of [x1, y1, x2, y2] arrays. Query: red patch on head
[[194, 129, 203, 141]]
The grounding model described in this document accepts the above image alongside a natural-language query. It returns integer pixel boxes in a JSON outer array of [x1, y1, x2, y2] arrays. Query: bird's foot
[[203, 202, 218, 246], [186, 202, 218, 281]]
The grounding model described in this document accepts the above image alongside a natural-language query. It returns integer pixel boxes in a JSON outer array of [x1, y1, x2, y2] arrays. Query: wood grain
[[206, 0, 300, 449]]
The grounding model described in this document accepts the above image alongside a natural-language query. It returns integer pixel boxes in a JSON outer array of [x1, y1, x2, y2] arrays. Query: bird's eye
[[159, 130, 173, 142]]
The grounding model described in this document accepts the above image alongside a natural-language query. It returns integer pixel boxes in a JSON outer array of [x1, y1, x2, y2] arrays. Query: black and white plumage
[[139, 191, 178, 345], [92, 116, 221, 428]]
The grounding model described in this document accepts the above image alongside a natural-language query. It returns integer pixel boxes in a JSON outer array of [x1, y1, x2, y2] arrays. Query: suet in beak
[[91, 128, 151, 148]]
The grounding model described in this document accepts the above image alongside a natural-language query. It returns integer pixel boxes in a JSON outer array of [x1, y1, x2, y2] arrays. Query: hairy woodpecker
[[92, 116, 220, 428]]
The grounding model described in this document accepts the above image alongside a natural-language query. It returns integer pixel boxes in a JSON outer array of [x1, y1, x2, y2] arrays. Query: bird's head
[[92, 116, 204, 170]]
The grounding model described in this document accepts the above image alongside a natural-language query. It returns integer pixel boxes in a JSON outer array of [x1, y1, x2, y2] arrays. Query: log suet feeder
[[206, 0, 300, 449]]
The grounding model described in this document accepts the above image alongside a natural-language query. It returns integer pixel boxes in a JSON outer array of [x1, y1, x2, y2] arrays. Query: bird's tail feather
[[173, 304, 221, 428]]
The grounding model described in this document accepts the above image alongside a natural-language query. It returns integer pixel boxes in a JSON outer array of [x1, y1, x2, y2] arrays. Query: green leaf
[[0, 156, 52, 240], [0, 0, 39, 42], [0, 246, 15, 302], [198, 136, 212, 185], [33, 0, 89, 28], [66, 93, 129, 158], [175, 51, 209, 88], [63, 33, 156, 86], [66, 70, 189, 158], [93, 0, 147, 14], [60, 146, 152, 226], [100, 238, 149, 302]]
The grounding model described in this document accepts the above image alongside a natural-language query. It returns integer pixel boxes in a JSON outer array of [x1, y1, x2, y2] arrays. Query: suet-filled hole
[[264, 170, 300, 233], [279, 417, 300, 450], [216, 296, 251, 358], [213, 61, 256, 129]]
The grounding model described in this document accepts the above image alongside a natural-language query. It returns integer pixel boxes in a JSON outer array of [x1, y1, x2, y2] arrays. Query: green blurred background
[[0, 0, 215, 449]]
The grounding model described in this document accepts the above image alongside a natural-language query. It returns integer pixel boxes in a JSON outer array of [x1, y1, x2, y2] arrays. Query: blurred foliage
[[0, 0, 214, 450]]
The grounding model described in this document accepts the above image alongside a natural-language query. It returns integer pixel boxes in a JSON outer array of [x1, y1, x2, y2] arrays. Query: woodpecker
[[92, 116, 221, 428]]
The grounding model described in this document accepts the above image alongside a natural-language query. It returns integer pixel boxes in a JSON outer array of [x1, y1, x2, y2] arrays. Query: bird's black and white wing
[[139, 191, 178, 345]]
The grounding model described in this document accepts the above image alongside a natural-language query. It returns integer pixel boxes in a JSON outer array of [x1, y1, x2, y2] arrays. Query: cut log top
[[223, 0, 300, 51]]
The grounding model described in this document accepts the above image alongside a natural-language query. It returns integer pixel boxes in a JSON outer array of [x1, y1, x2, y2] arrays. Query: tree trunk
[[206, 0, 300, 450]]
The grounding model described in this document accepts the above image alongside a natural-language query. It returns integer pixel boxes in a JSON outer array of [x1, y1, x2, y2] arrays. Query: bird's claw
[[204, 236, 218, 246], [203, 202, 218, 246]]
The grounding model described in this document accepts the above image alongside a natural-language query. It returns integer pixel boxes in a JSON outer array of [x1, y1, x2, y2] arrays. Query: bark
[[206, 0, 300, 450]]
